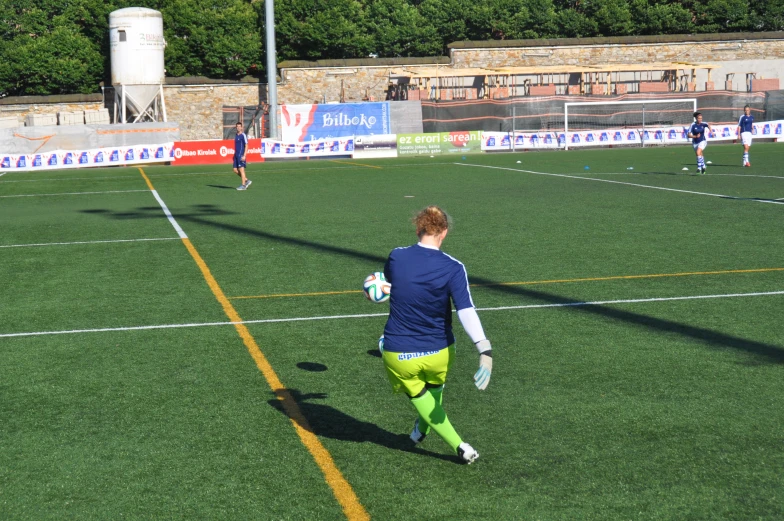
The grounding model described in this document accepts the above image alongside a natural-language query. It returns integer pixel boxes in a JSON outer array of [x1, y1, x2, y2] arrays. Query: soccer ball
[[378, 335, 385, 352], [363, 272, 390, 303]]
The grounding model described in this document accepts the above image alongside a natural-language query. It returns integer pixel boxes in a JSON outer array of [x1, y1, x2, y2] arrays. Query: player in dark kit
[[233, 122, 252, 190], [687, 112, 712, 174], [736, 105, 754, 167], [381, 206, 493, 464]]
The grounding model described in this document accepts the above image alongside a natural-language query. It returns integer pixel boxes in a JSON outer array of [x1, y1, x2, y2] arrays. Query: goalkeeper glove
[[474, 339, 493, 391]]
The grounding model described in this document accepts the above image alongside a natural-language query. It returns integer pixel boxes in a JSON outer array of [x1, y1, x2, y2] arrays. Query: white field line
[[0, 162, 455, 184], [149, 189, 188, 239], [0, 189, 147, 198], [458, 163, 784, 205], [2, 290, 782, 339], [711, 173, 784, 180], [0, 175, 140, 183], [0, 237, 180, 249]]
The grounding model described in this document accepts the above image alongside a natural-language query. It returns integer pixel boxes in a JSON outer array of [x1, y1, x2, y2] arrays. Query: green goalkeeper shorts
[[382, 345, 455, 396]]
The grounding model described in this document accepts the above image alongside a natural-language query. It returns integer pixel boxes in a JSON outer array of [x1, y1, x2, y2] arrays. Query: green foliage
[[0, 26, 104, 95], [0, 0, 778, 96], [162, 0, 261, 78], [364, 0, 441, 56], [273, 0, 373, 60], [631, 1, 694, 35]]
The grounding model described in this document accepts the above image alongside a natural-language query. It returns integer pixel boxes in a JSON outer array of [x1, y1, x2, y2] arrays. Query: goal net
[[563, 99, 697, 148]]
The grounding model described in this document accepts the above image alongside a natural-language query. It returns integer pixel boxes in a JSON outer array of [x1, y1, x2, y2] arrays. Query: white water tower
[[109, 7, 167, 123]]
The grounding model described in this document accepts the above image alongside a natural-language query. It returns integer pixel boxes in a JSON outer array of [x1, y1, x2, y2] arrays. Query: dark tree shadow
[[268, 389, 459, 463], [82, 205, 784, 364]]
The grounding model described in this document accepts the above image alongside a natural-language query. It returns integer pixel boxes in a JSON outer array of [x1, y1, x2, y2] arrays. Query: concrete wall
[[0, 96, 103, 127], [0, 84, 266, 141]]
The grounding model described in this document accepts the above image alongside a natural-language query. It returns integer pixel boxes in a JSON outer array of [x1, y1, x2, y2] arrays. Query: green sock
[[410, 388, 462, 452], [418, 385, 444, 436]]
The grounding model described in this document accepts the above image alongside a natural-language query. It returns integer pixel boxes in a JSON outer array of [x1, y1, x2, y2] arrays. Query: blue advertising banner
[[281, 102, 390, 142]]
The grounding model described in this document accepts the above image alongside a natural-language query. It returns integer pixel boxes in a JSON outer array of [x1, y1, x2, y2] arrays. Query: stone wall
[[276, 57, 450, 106], [277, 33, 784, 103], [162, 83, 262, 140], [278, 66, 422, 105], [449, 35, 784, 90]]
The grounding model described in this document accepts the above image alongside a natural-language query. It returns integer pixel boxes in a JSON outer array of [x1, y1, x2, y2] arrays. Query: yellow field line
[[330, 159, 382, 169], [472, 267, 784, 287], [229, 267, 784, 300], [138, 168, 369, 521], [232, 289, 364, 300]]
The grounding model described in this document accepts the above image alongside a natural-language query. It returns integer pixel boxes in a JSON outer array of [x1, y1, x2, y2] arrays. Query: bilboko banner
[[482, 121, 784, 151], [397, 131, 482, 156], [281, 103, 390, 142], [0, 143, 174, 172]]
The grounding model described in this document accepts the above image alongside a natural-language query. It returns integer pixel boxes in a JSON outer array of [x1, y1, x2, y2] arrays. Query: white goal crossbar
[[563, 98, 697, 150]]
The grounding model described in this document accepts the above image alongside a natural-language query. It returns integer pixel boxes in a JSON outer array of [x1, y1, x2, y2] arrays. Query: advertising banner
[[262, 138, 354, 158], [397, 131, 482, 156], [172, 139, 263, 165], [481, 132, 560, 151], [353, 134, 398, 159], [1, 143, 174, 172], [281, 103, 390, 142], [481, 121, 784, 151]]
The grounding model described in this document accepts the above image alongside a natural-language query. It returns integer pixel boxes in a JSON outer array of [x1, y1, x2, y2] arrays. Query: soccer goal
[[563, 98, 697, 150]]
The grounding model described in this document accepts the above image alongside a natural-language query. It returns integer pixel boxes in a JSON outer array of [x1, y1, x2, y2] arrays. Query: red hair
[[414, 206, 450, 237]]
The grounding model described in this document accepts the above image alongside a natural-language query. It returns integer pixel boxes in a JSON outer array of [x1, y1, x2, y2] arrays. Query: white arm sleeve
[[457, 307, 486, 344]]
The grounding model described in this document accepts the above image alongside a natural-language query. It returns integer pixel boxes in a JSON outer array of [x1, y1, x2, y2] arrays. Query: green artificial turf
[[1, 143, 782, 520]]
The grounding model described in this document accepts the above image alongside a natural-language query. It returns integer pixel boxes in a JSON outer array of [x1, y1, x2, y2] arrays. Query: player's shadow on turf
[[207, 184, 237, 190], [80, 204, 237, 220], [720, 195, 784, 204], [268, 389, 459, 462]]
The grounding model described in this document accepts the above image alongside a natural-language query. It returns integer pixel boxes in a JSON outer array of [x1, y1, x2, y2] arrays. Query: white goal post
[[563, 98, 698, 150]]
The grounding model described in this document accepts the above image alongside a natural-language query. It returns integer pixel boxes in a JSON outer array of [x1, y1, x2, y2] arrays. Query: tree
[[365, 0, 441, 56], [470, 0, 535, 40], [584, 0, 635, 36], [1, 27, 104, 95], [274, 0, 373, 60], [0, 0, 106, 96], [685, 0, 750, 33], [750, 0, 784, 31], [556, 9, 600, 37], [1, 0, 781, 96], [631, 1, 694, 35], [419, 0, 474, 49], [162, 0, 261, 78]]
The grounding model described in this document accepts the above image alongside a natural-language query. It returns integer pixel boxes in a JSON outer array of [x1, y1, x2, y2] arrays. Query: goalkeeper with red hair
[[381, 205, 493, 464]]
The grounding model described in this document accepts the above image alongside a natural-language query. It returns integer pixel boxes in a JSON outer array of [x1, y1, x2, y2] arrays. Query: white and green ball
[[363, 272, 391, 303]]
